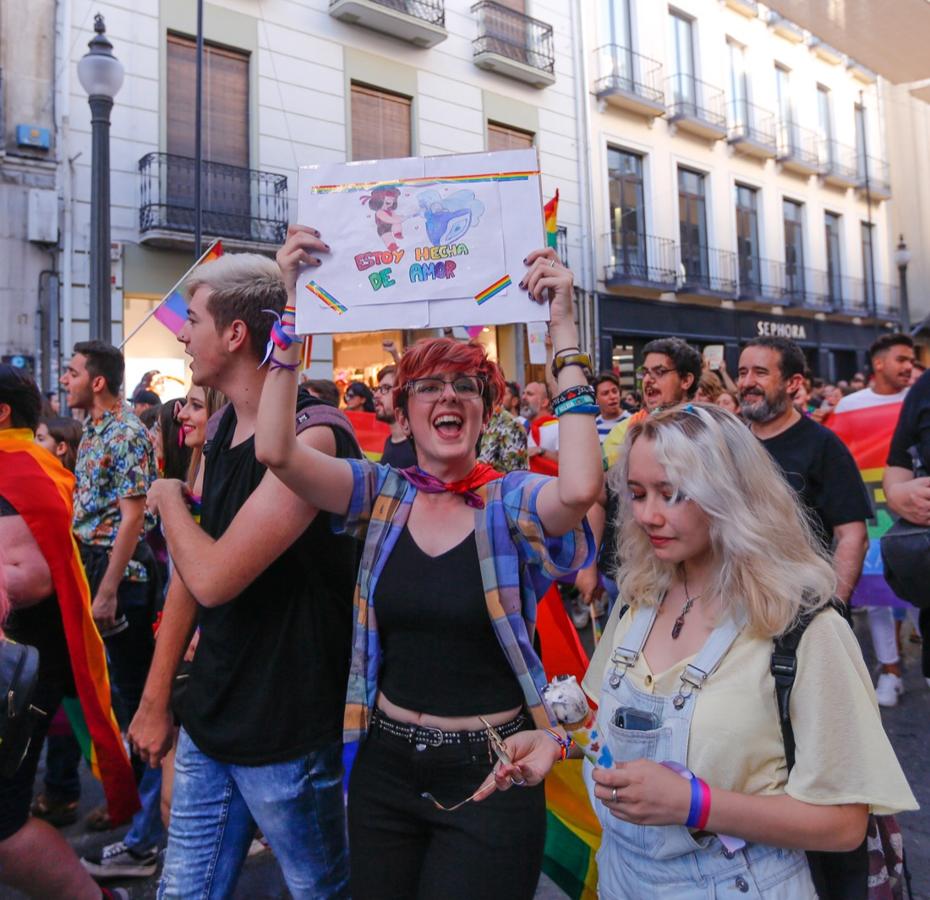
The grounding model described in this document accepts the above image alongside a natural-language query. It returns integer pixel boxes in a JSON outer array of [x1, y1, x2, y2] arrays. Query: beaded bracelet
[[541, 728, 574, 761]]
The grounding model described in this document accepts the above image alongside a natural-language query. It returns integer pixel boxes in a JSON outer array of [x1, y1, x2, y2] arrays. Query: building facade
[[582, 0, 899, 385], [0, 0, 60, 388], [51, 0, 587, 394]]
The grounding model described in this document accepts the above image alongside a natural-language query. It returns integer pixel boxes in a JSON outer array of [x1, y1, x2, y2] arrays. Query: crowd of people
[[0, 227, 921, 900]]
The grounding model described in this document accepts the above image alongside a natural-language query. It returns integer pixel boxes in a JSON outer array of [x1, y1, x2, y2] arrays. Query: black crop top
[[374, 525, 524, 717]]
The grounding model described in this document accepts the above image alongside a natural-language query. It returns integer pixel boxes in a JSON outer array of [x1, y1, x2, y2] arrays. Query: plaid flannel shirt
[[334, 459, 595, 741]]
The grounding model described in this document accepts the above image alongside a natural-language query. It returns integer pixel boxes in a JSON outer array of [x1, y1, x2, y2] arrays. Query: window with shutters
[[487, 122, 534, 152], [165, 34, 251, 237], [351, 84, 412, 161]]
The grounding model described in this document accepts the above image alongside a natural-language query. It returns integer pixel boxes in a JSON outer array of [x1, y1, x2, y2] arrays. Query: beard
[[739, 388, 789, 423]]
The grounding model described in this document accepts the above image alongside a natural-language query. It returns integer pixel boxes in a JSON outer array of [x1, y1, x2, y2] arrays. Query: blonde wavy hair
[[609, 403, 836, 638]]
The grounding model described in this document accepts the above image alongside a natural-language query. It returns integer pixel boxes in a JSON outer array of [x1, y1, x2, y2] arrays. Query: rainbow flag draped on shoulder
[[0, 429, 139, 823], [828, 399, 907, 608]]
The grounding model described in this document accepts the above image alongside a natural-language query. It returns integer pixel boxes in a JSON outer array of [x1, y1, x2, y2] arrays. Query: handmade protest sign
[[296, 148, 547, 334]]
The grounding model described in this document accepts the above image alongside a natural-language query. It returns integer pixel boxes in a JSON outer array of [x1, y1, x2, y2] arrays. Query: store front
[[598, 294, 887, 383]]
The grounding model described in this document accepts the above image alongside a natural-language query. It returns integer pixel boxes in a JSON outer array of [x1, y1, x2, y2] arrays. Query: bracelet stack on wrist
[[661, 761, 711, 830], [542, 727, 574, 761], [553, 385, 599, 417], [551, 347, 593, 381], [260, 306, 299, 369]]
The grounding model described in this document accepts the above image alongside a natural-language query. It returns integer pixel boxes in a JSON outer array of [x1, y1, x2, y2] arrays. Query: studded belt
[[371, 708, 526, 749]]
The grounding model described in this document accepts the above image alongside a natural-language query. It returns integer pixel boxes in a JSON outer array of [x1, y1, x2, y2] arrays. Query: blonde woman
[[484, 403, 915, 898]]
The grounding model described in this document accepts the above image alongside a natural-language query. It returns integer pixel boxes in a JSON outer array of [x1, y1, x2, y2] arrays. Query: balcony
[[723, 0, 758, 18], [328, 0, 446, 48], [736, 256, 785, 302], [138, 153, 288, 251], [834, 276, 871, 316], [471, 1, 554, 88], [819, 140, 859, 189], [603, 232, 677, 294], [727, 102, 777, 159], [857, 155, 891, 200], [767, 11, 804, 43], [593, 45, 665, 120], [677, 244, 738, 297], [666, 75, 727, 141], [776, 123, 821, 176], [875, 282, 901, 319]]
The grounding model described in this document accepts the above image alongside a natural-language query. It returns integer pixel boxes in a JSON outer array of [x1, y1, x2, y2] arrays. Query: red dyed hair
[[394, 338, 505, 415]]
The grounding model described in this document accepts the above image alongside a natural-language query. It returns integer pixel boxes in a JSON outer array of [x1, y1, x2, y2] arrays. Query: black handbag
[[0, 637, 43, 777], [880, 447, 930, 610]]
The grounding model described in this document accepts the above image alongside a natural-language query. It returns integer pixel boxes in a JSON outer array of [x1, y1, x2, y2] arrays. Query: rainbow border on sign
[[311, 170, 540, 195], [475, 275, 512, 305], [306, 281, 347, 314]]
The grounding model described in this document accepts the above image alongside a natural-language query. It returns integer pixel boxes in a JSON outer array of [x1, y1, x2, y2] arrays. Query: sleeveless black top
[[374, 525, 524, 716]]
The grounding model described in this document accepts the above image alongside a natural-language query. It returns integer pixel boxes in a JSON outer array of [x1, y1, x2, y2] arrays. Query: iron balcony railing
[[781, 266, 828, 309], [678, 243, 737, 295], [471, 1, 554, 75], [875, 282, 901, 318], [666, 74, 727, 132], [857, 155, 891, 196], [593, 45, 664, 107], [820, 139, 859, 183], [727, 101, 777, 152], [776, 122, 821, 170], [330, 0, 446, 26], [139, 153, 288, 245], [736, 255, 785, 301], [834, 275, 869, 315], [604, 231, 677, 288]]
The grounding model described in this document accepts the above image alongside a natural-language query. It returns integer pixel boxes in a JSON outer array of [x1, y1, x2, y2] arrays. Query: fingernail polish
[[523, 257, 528, 265], [519, 280, 526, 289]]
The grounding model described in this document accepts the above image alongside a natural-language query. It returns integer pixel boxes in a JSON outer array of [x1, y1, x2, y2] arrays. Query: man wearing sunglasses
[[602, 338, 702, 469], [374, 365, 417, 469]]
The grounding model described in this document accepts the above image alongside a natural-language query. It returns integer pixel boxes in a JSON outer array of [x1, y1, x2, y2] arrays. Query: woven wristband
[[560, 403, 600, 416], [554, 395, 595, 416]]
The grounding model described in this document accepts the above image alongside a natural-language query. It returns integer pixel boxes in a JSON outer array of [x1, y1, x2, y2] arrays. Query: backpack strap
[[772, 599, 843, 772]]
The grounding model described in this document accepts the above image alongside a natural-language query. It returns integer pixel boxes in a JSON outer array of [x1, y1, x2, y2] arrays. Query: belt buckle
[[416, 725, 444, 749]]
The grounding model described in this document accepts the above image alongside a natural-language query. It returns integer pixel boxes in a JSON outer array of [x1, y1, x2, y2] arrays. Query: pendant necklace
[[671, 573, 702, 640]]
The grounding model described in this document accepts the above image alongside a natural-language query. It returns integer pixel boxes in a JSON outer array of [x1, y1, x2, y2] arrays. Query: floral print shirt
[[478, 408, 528, 473], [73, 404, 156, 582]]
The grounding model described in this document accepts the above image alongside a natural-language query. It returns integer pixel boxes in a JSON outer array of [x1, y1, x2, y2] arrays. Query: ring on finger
[[549, 259, 556, 268], [611, 787, 618, 803], [512, 774, 527, 787]]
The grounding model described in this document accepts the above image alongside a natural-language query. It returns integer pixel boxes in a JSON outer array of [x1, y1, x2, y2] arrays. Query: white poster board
[[295, 148, 548, 335]]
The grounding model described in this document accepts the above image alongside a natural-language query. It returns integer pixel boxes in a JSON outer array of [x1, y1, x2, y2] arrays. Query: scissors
[[421, 717, 525, 812]]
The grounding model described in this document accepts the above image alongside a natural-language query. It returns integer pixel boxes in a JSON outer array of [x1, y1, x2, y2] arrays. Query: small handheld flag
[[544, 189, 559, 250]]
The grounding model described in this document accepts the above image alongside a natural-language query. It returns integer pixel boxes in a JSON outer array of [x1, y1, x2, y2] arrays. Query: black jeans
[[348, 721, 546, 900]]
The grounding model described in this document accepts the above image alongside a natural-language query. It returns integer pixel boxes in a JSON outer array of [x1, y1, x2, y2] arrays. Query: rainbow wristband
[[560, 403, 600, 416], [541, 728, 573, 761]]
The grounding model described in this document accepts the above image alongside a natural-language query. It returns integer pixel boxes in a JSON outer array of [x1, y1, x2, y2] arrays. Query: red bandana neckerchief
[[399, 462, 503, 509]]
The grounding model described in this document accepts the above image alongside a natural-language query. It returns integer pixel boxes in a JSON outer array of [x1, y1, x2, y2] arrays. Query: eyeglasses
[[637, 365, 676, 381], [406, 375, 485, 401], [375, 384, 393, 395]]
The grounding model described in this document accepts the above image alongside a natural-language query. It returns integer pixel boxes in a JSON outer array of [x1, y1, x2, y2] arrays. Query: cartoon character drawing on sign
[[362, 187, 406, 251], [416, 188, 485, 246]]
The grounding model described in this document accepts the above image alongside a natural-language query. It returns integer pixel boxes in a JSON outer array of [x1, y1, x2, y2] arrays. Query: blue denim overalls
[[583, 605, 816, 899]]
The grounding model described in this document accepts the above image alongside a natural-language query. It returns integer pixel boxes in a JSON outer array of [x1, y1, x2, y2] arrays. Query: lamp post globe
[[895, 235, 911, 329], [78, 14, 124, 343]]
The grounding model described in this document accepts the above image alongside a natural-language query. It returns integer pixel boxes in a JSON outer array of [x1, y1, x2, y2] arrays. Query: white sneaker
[[875, 672, 904, 707], [569, 595, 590, 629]]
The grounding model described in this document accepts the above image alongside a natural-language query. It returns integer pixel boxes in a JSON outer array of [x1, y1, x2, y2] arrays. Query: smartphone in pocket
[[612, 706, 661, 731]]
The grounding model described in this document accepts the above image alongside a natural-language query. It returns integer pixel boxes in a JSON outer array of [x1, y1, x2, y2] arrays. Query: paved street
[[2, 613, 928, 899]]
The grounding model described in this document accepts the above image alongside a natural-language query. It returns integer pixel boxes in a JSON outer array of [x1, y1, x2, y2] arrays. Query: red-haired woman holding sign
[[256, 224, 602, 900]]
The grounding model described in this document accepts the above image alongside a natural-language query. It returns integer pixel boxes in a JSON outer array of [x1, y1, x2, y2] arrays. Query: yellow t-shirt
[[583, 603, 917, 816], [602, 409, 647, 469]]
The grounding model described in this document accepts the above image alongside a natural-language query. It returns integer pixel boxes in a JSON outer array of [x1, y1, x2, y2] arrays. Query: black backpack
[[773, 604, 910, 900], [0, 638, 42, 777]]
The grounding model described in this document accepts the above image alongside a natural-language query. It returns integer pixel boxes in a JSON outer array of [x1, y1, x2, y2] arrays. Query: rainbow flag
[[544, 189, 559, 250], [475, 275, 512, 305], [0, 430, 139, 824], [537, 585, 601, 899], [151, 240, 224, 336], [828, 399, 907, 608], [344, 410, 392, 461]]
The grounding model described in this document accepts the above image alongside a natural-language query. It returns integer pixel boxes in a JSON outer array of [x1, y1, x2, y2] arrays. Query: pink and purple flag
[[152, 290, 189, 336]]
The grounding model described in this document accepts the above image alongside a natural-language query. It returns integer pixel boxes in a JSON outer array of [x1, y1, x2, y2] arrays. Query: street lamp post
[[895, 234, 912, 330], [77, 14, 124, 343]]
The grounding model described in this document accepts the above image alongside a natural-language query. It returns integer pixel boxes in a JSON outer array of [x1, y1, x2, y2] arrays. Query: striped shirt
[[333, 459, 595, 741], [595, 412, 628, 444]]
